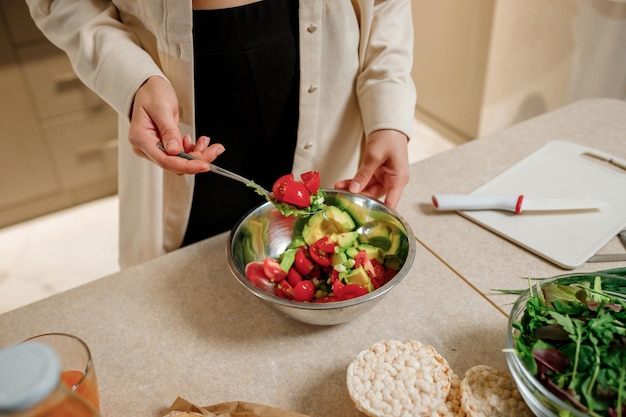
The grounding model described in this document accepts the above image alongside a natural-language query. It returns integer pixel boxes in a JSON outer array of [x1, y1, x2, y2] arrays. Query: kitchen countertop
[[0, 98, 624, 417], [397, 97, 626, 314]]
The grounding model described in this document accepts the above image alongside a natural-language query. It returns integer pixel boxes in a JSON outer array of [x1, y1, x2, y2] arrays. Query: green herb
[[512, 273, 626, 416]]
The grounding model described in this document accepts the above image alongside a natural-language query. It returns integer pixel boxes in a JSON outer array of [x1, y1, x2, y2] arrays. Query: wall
[[411, 0, 626, 141], [411, 0, 495, 142]]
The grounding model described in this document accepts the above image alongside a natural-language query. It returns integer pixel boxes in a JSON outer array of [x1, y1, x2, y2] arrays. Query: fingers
[[153, 135, 226, 175], [348, 163, 375, 195], [334, 129, 410, 209], [128, 77, 222, 175], [383, 185, 402, 209]]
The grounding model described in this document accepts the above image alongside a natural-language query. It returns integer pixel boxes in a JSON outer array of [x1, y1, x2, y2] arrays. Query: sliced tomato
[[287, 267, 303, 287], [332, 279, 345, 295], [313, 236, 336, 253], [308, 265, 323, 280], [368, 258, 386, 288], [245, 261, 276, 294], [275, 287, 289, 299], [294, 247, 314, 276], [337, 284, 369, 301], [278, 280, 295, 299], [353, 249, 368, 267], [293, 280, 315, 302], [354, 250, 375, 278], [300, 170, 321, 194], [262, 258, 288, 282], [272, 174, 295, 200], [384, 267, 397, 284], [309, 244, 332, 267], [282, 181, 311, 208]]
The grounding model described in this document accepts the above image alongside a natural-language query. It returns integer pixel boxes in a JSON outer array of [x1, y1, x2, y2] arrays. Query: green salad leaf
[[512, 272, 626, 417]]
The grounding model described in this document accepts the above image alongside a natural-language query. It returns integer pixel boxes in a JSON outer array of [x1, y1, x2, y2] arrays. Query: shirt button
[[307, 24, 318, 33], [304, 142, 313, 150], [308, 84, 318, 93]]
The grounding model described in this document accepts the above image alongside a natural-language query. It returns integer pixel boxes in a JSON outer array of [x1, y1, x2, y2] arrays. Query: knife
[[431, 194, 608, 214]]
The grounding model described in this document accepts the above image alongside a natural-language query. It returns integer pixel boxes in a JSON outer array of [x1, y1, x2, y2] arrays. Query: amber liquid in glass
[[60, 370, 100, 411]]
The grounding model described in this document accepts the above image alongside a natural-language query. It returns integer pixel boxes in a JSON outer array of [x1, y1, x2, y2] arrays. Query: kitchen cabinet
[[0, 1, 118, 228]]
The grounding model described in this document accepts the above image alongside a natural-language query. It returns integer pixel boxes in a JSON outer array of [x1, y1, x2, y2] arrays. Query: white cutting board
[[460, 140, 626, 269]]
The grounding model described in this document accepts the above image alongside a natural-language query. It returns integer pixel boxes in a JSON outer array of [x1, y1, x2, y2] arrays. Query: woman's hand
[[128, 76, 225, 175], [334, 129, 410, 209]]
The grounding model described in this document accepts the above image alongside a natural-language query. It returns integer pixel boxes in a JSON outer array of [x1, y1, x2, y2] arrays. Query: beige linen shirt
[[26, 0, 416, 269]]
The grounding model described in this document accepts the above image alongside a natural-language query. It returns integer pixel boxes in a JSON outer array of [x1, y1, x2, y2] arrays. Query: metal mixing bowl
[[227, 190, 416, 325]]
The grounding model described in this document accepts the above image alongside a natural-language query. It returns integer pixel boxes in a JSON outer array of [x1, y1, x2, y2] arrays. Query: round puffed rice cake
[[460, 365, 532, 417], [346, 340, 453, 417], [431, 372, 465, 417]]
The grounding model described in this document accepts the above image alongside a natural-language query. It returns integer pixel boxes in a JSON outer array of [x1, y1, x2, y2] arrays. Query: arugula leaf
[[511, 273, 626, 415]]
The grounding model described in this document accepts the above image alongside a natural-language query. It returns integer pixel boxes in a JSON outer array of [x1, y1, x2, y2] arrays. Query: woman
[[26, 0, 417, 269]]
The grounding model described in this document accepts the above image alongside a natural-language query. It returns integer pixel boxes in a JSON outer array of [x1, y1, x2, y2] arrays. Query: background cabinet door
[[0, 17, 61, 209], [0, 0, 118, 228]]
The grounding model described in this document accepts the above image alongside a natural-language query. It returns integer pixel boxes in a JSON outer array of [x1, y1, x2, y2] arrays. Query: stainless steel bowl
[[505, 272, 626, 416], [227, 190, 416, 325]]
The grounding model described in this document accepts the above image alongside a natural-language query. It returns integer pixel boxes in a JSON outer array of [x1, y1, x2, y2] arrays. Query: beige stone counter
[[0, 238, 506, 417], [398, 98, 626, 314], [1, 97, 623, 416]]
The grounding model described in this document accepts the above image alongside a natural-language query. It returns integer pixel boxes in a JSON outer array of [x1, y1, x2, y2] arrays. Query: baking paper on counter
[[164, 397, 311, 417]]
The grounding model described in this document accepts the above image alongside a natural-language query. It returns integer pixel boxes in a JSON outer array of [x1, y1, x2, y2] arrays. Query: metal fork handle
[[156, 142, 271, 195]]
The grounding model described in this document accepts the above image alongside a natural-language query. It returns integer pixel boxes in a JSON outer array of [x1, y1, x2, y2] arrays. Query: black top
[[183, 0, 300, 246]]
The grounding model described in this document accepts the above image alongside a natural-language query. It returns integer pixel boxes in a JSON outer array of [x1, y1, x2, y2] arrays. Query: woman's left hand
[[334, 129, 410, 209]]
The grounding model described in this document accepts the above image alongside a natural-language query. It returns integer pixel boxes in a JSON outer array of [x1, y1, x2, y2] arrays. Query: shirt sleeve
[[356, 0, 417, 140], [25, 0, 166, 121]]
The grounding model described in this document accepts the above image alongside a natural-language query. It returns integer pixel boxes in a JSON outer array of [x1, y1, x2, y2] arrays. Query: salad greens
[[511, 270, 626, 416]]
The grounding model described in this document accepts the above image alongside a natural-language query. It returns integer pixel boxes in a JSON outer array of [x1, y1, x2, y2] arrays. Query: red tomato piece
[[278, 280, 295, 299], [287, 267, 303, 287], [313, 296, 336, 303], [282, 181, 311, 208], [384, 267, 397, 284], [275, 287, 289, 299], [294, 247, 314, 276], [293, 280, 315, 302], [353, 249, 369, 265], [353, 249, 366, 266], [300, 170, 321, 194], [369, 258, 386, 284], [262, 258, 288, 282], [338, 284, 369, 301], [314, 236, 336, 253], [332, 279, 345, 296], [308, 266, 323, 280], [309, 244, 332, 267], [245, 261, 276, 294], [354, 250, 385, 280], [272, 174, 295, 200]]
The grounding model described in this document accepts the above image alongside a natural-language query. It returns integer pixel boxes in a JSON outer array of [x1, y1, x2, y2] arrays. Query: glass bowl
[[505, 271, 626, 416], [227, 190, 416, 326]]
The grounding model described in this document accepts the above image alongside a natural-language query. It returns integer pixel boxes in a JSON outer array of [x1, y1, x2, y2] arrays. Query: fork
[[156, 142, 272, 199]]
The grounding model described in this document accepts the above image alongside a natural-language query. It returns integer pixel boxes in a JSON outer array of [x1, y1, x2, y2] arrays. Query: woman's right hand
[[128, 76, 225, 175]]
